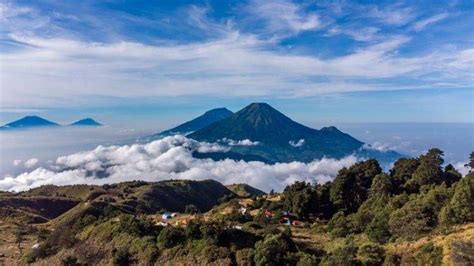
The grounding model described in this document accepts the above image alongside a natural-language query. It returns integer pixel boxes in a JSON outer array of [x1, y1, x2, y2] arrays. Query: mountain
[[70, 118, 102, 126], [226, 183, 266, 197], [189, 103, 401, 163], [0, 116, 59, 129], [155, 108, 233, 137]]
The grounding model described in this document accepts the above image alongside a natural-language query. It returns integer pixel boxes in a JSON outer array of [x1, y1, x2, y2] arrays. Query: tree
[[389, 158, 420, 193], [389, 185, 451, 239], [112, 248, 130, 266], [327, 211, 349, 237], [157, 227, 186, 249], [282, 181, 317, 219], [465, 152, 474, 172], [351, 174, 392, 234], [254, 233, 296, 266], [357, 242, 385, 266], [315, 182, 335, 219], [184, 204, 199, 214], [439, 173, 474, 226], [444, 164, 462, 187], [406, 149, 444, 192], [330, 160, 382, 213]]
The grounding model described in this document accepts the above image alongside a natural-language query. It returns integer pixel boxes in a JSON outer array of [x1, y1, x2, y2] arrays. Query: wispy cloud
[[0, 1, 472, 110], [367, 4, 417, 26], [412, 13, 449, 32], [246, 0, 321, 36]]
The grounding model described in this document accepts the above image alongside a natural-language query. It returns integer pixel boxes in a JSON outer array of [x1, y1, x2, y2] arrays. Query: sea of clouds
[[0, 135, 358, 192]]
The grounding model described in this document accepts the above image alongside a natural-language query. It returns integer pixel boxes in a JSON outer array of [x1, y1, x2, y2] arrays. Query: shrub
[[254, 233, 296, 265], [296, 252, 319, 266], [36, 228, 49, 242], [202, 245, 232, 262], [185, 204, 199, 214], [389, 185, 451, 239], [327, 211, 349, 237], [357, 242, 385, 266], [61, 255, 80, 266], [366, 209, 391, 243], [157, 226, 186, 249], [415, 242, 442, 266], [235, 248, 255, 266], [111, 248, 130, 266], [439, 173, 474, 226], [320, 238, 358, 266]]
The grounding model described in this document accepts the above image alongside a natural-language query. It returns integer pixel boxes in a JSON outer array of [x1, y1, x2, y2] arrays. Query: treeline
[[281, 149, 473, 241], [22, 149, 473, 265]]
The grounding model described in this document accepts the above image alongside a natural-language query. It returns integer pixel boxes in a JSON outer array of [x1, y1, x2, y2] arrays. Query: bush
[[327, 211, 349, 237], [116, 214, 154, 236], [157, 226, 186, 249], [235, 248, 255, 266], [296, 252, 319, 266], [415, 242, 442, 266], [254, 233, 296, 265], [111, 248, 130, 266], [357, 242, 385, 266], [389, 185, 451, 239], [320, 238, 358, 266], [61, 255, 80, 266], [366, 210, 391, 243], [185, 204, 200, 214], [202, 245, 232, 262], [439, 173, 474, 226]]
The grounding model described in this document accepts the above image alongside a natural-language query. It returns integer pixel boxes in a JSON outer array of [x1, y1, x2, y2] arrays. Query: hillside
[[0, 151, 472, 265], [155, 108, 233, 137], [226, 183, 266, 197]]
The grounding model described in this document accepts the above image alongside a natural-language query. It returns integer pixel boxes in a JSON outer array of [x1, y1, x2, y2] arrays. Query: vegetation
[[1, 149, 473, 265]]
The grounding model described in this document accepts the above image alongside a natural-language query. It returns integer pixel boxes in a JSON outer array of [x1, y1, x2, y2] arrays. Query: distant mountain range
[[0, 116, 102, 130], [159, 102, 402, 164]]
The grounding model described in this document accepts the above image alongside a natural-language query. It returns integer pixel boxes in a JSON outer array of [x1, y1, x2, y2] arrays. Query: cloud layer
[[0, 135, 358, 192], [0, 1, 472, 109]]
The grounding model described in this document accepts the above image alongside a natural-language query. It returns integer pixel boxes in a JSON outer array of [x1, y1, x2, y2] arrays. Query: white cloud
[[363, 142, 394, 152], [0, 136, 358, 192], [248, 0, 321, 34], [326, 26, 380, 42], [2, 32, 472, 109], [13, 159, 22, 166], [24, 158, 39, 168], [412, 13, 449, 32], [220, 138, 260, 146], [453, 161, 470, 176], [289, 139, 305, 147], [368, 5, 416, 26]]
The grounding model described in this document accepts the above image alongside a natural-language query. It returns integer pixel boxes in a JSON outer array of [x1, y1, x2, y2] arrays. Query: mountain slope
[[156, 108, 233, 137], [1, 116, 59, 129], [70, 118, 102, 126], [189, 103, 368, 162]]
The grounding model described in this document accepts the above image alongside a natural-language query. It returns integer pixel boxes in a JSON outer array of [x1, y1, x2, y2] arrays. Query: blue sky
[[0, 0, 473, 125]]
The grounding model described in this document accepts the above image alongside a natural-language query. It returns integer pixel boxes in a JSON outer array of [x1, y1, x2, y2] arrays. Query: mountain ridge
[[188, 103, 378, 162], [155, 107, 233, 137]]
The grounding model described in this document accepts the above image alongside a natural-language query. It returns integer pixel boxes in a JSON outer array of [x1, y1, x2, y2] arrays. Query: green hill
[[226, 183, 266, 197]]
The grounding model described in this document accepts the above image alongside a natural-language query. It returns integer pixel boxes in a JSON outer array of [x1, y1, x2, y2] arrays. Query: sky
[[0, 0, 473, 125]]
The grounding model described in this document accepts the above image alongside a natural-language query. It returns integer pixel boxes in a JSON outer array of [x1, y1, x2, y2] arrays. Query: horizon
[[0, 1, 473, 124]]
